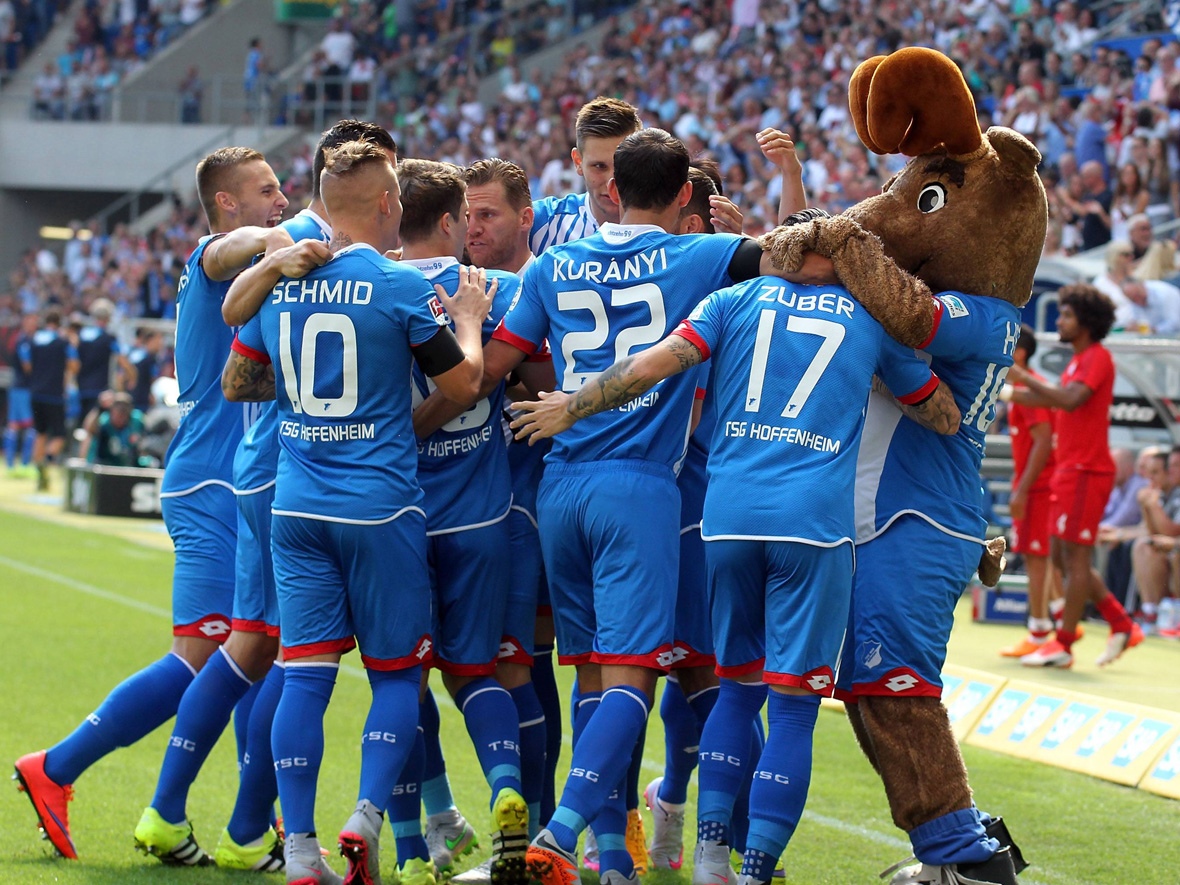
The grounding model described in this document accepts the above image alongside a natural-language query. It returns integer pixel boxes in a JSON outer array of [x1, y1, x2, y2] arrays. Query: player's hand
[[510, 390, 577, 443], [757, 128, 803, 174], [263, 227, 295, 254], [270, 240, 331, 278], [709, 195, 744, 234], [437, 265, 497, 327], [1009, 488, 1028, 521]]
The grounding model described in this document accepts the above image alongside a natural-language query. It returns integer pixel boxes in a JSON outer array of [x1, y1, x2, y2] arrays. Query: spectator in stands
[[83, 391, 144, 468], [127, 327, 162, 411], [1092, 240, 1134, 305], [179, 65, 203, 124], [1079, 160, 1113, 251], [1110, 163, 1150, 243], [1131, 449, 1180, 631], [1074, 101, 1110, 180], [1115, 279, 1180, 335], [1126, 213, 1177, 280], [1099, 447, 1151, 605]]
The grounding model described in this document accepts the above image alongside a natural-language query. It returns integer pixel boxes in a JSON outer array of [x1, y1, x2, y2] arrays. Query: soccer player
[[20, 308, 79, 491], [381, 157, 528, 885], [127, 328, 162, 412], [511, 205, 958, 885], [14, 146, 290, 862], [466, 157, 536, 274], [529, 98, 642, 255], [75, 298, 136, 422], [222, 140, 492, 885], [1008, 284, 1142, 668], [998, 324, 1061, 658], [417, 128, 821, 885], [4, 311, 37, 476]]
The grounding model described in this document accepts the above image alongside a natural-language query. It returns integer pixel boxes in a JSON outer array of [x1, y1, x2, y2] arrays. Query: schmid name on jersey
[[270, 278, 374, 305]]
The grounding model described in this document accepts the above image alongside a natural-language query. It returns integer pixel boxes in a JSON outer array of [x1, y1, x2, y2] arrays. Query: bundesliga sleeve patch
[[428, 295, 450, 326], [938, 294, 970, 319]]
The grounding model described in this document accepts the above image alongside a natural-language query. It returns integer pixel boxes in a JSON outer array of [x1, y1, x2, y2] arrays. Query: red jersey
[[1008, 370, 1055, 492], [1054, 342, 1115, 475]]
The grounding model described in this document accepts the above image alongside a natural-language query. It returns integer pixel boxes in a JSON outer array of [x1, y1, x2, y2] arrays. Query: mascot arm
[[760, 216, 938, 348]]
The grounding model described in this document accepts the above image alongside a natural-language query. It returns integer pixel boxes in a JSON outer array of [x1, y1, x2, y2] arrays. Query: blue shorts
[[428, 518, 511, 675], [673, 455, 713, 668], [836, 514, 980, 700], [272, 512, 431, 668], [7, 387, 32, 426], [161, 484, 237, 641], [538, 460, 679, 670], [502, 505, 541, 665], [707, 538, 853, 695], [507, 434, 550, 615], [233, 485, 279, 637]]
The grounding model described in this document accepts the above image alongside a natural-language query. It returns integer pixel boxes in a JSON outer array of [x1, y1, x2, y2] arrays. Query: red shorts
[[1050, 470, 1114, 547], [1011, 488, 1053, 556]]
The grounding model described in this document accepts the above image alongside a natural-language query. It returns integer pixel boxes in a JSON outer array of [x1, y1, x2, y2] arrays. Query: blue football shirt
[[234, 243, 447, 522], [404, 256, 519, 534], [162, 236, 253, 497], [233, 209, 333, 495], [853, 292, 1021, 541], [494, 222, 744, 469], [530, 192, 599, 255], [678, 278, 937, 546]]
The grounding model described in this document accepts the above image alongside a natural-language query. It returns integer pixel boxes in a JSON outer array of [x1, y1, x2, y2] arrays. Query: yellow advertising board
[[940, 665, 1007, 741]]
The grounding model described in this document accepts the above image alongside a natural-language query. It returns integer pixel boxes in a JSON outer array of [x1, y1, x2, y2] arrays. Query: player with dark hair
[[998, 324, 1061, 659], [223, 140, 492, 884], [1007, 283, 1141, 668], [15, 146, 290, 863], [20, 308, 78, 491], [408, 127, 824, 885], [510, 207, 957, 885], [529, 97, 642, 255]]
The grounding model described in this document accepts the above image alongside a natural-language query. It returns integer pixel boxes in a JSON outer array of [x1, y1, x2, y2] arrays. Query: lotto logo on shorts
[[884, 674, 920, 692], [196, 617, 231, 638], [656, 646, 690, 668], [415, 637, 433, 661]]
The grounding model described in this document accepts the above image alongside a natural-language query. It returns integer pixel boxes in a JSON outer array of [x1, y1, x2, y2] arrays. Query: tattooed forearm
[[904, 381, 961, 435], [668, 336, 703, 372], [222, 352, 277, 402], [570, 356, 654, 419]]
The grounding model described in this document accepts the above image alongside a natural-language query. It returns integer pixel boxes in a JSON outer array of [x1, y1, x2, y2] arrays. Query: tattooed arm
[[873, 376, 961, 435], [222, 349, 276, 402], [510, 334, 704, 443]]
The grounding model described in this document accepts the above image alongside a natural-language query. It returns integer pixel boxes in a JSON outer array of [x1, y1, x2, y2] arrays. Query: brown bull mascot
[[761, 48, 1046, 885]]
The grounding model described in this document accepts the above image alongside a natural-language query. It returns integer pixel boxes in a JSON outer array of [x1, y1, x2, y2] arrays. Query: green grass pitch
[[2, 504, 1179, 884]]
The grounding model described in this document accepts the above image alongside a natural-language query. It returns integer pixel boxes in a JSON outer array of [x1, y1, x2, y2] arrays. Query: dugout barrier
[[821, 662, 1180, 800], [63, 458, 163, 520]]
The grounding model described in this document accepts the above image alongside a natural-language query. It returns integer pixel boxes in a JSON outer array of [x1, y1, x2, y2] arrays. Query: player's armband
[[727, 239, 764, 283], [412, 327, 466, 377]]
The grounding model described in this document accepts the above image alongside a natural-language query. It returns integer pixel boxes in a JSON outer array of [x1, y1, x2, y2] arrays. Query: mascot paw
[[759, 220, 819, 272], [977, 537, 1007, 587]]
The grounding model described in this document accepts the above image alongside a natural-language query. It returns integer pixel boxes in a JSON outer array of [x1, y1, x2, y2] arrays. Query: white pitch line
[[0, 552, 1084, 885]]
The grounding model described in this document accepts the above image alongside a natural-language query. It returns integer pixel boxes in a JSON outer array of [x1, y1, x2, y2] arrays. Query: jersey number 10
[[277, 311, 359, 418]]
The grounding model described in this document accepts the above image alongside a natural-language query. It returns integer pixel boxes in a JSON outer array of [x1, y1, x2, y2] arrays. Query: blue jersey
[[233, 209, 332, 495], [405, 257, 518, 533], [162, 236, 254, 497], [75, 326, 120, 396], [234, 243, 447, 522], [10, 334, 31, 389], [853, 292, 1021, 542], [680, 278, 937, 546], [22, 328, 77, 403], [495, 223, 744, 469], [530, 192, 599, 255]]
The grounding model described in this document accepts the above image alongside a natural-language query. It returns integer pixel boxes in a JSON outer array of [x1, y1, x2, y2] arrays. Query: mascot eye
[[917, 183, 947, 214]]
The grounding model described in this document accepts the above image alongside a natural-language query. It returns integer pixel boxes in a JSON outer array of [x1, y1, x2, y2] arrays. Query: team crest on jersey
[[428, 295, 450, 326], [860, 641, 883, 670], [938, 294, 970, 319]]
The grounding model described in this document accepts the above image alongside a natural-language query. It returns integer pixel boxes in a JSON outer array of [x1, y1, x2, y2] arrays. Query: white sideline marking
[[0, 553, 1088, 885]]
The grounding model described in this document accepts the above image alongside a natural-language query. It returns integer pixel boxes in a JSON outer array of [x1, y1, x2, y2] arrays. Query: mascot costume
[[762, 48, 1047, 885]]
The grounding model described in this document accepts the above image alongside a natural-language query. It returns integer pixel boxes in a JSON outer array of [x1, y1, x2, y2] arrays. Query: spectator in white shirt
[[1118, 278, 1180, 335]]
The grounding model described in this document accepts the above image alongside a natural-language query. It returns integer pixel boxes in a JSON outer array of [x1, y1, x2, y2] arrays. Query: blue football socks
[[510, 682, 546, 835], [358, 666, 421, 808], [697, 679, 766, 836], [532, 644, 562, 824], [454, 678, 522, 801], [44, 652, 196, 786], [388, 728, 430, 863], [271, 663, 337, 836], [659, 680, 701, 805], [419, 689, 456, 816], [742, 692, 821, 874], [151, 646, 255, 824], [227, 662, 285, 845]]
